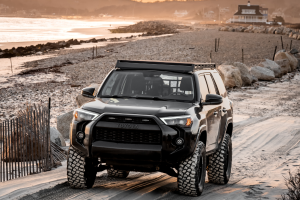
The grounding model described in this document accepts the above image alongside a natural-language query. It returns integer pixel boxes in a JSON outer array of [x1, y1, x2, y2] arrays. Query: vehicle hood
[[81, 98, 194, 117]]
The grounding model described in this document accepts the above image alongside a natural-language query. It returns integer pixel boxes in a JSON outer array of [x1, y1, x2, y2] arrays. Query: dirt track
[[1, 73, 296, 200]]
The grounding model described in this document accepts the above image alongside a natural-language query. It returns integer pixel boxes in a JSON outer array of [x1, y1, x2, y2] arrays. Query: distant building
[[228, 1, 268, 23], [204, 11, 215, 19], [174, 10, 188, 18]]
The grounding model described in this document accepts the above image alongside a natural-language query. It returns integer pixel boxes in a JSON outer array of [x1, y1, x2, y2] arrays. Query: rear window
[[212, 72, 227, 97]]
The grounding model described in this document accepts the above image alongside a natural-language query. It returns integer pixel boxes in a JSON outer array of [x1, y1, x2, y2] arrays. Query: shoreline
[[0, 21, 140, 50]]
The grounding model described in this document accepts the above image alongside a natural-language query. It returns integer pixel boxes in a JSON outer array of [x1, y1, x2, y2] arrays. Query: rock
[[76, 94, 93, 107], [289, 32, 294, 38], [57, 111, 74, 139], [289, 49, 299, 54], [217, 65, 243, 88], [297, 35, 300, 40], [252, 75, 258, 83], [50, 127, 66, 147], [293, 34, 298, 39], [35, 51, 43, 55], [232, 62, 252, 86], [250, 66, 275, 81], [268, 27, 275, 34], [282, 27, 291, 35], [275, 59, 291, 74], [258, 59, 282, 78], [275, 27, 284, 34], [228, 27, 234, 32], [274, 52, 298, 71]]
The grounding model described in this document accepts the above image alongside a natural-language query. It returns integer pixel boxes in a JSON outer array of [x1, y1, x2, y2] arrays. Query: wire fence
[[0, 103, 53, 182]]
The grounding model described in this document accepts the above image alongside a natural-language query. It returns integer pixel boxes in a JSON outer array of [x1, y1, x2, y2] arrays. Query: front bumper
[[70, 113, 198, 166]]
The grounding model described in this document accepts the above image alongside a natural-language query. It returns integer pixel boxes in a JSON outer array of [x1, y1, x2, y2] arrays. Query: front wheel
[[178, 141, 206, 197], [67, 146, 97, 189], [207, 133, 232, 184]]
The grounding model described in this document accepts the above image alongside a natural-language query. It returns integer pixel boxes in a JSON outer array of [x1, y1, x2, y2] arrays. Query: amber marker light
[[74, 111, 78, 119], [186, 118, 192, 126]]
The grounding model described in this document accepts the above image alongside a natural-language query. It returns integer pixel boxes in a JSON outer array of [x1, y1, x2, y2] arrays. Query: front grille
[[101, 116, 156, 124], [93, 127, 161, 144]]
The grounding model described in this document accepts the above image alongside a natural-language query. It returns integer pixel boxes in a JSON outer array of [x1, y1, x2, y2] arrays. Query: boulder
[[289, 32, 294, 38], [232, 62, 252, 86], [76, 94, 93, 107], [57, 111, 74, 139], [252, 75, 258, 83], [289, 49, 299, 55], [217, 65, 243, 88], [275, 59, 291, 74], [297, 35, 300, 40], [274, 52, 298, 71], [275, 27, 284, 34], [228, 27, 234, 32], [250, 66, 275, 81], [258, 59, 282, 78], [268, 27, 275, 34], [282, 27, 291, 35], [50, 127, 66, 147], [293, 34, 298, 39]]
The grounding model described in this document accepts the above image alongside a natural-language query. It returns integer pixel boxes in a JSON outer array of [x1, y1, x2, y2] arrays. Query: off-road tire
[[107, 168, 130, 178], [178, 141, 206, 197], [67, 146, 97, 188], [207, 133, 232, 184]]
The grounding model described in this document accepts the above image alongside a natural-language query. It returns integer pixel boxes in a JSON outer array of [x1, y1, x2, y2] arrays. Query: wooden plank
[[30, 108, 34, 174], [5, 121, 8, 181], [0, 123, 2, 182]]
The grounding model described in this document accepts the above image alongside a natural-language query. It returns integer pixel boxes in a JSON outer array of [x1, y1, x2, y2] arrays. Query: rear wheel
[[207, 134, 232, 184], [178, 141, 206, 197], [107, 168, 130, 178], [67, 146, 97, 188]]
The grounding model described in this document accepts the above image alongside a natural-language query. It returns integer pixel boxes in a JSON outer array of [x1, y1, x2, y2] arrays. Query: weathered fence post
[[273, 46, 277, 61]]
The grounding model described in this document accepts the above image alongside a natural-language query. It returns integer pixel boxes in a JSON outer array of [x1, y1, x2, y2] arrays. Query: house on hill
[[228, 1, 268, 24]]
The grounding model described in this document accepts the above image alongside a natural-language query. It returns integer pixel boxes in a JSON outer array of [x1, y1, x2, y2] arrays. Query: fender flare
[[218, 117, 233, 149]]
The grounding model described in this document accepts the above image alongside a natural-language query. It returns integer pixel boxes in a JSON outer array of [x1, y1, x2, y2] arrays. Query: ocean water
[[0, 17, 134, 45]]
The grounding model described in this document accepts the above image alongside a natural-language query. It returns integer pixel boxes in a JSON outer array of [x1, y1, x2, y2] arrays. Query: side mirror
[[202, 94, 223, 105], [81, 87, 95, 98]]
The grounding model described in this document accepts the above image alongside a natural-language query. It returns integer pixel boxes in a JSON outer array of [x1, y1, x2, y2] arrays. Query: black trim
[[115, 60, 216, 73]]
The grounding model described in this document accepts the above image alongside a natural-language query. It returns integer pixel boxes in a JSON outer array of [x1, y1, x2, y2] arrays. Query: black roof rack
[[115, 60, 216, 73]]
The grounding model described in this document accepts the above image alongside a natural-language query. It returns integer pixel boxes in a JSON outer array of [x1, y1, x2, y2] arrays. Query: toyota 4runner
[[67, 60, 233, 197]]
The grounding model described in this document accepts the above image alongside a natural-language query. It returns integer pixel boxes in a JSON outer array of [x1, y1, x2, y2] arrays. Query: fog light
[[176, 138, 184, 146], [76, 131, 85, 140]]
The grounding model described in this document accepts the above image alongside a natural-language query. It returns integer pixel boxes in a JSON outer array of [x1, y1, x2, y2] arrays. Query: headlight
[[73, 109, 99, 122], [160, 115, 193, 127]]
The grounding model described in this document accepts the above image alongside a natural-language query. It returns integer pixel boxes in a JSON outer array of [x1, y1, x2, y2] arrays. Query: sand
[[0, 28, 300, 199]]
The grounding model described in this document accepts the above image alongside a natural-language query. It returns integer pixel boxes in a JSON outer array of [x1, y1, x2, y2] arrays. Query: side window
[[198, 75, 209, 101], [212, 72, 227, 97], [204, 74, 219, 95]]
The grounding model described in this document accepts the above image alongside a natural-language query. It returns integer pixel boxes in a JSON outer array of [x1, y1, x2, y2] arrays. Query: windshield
[[99, 70, 195, 102]]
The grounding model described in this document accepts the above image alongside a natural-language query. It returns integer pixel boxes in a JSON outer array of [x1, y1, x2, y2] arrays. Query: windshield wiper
[[101, 95, 134, 99], [134, 96, 168, 101]]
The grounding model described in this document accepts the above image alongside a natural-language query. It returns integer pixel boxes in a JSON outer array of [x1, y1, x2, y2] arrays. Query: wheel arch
[[197, 125, 207, 146]]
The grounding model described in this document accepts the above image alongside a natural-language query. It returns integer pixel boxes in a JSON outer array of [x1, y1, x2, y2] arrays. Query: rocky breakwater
[[219, 25, 300, 40], [0, 38, 110, 59], [109, 20, 188, 36], [218, 49, 300, 88]]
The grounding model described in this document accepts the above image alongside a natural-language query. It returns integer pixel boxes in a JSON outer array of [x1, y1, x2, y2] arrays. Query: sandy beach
[[0, 25, 300, 199]]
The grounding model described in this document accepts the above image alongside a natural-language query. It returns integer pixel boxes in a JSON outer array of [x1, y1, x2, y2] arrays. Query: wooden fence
[[0, 103, 53, 182]]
